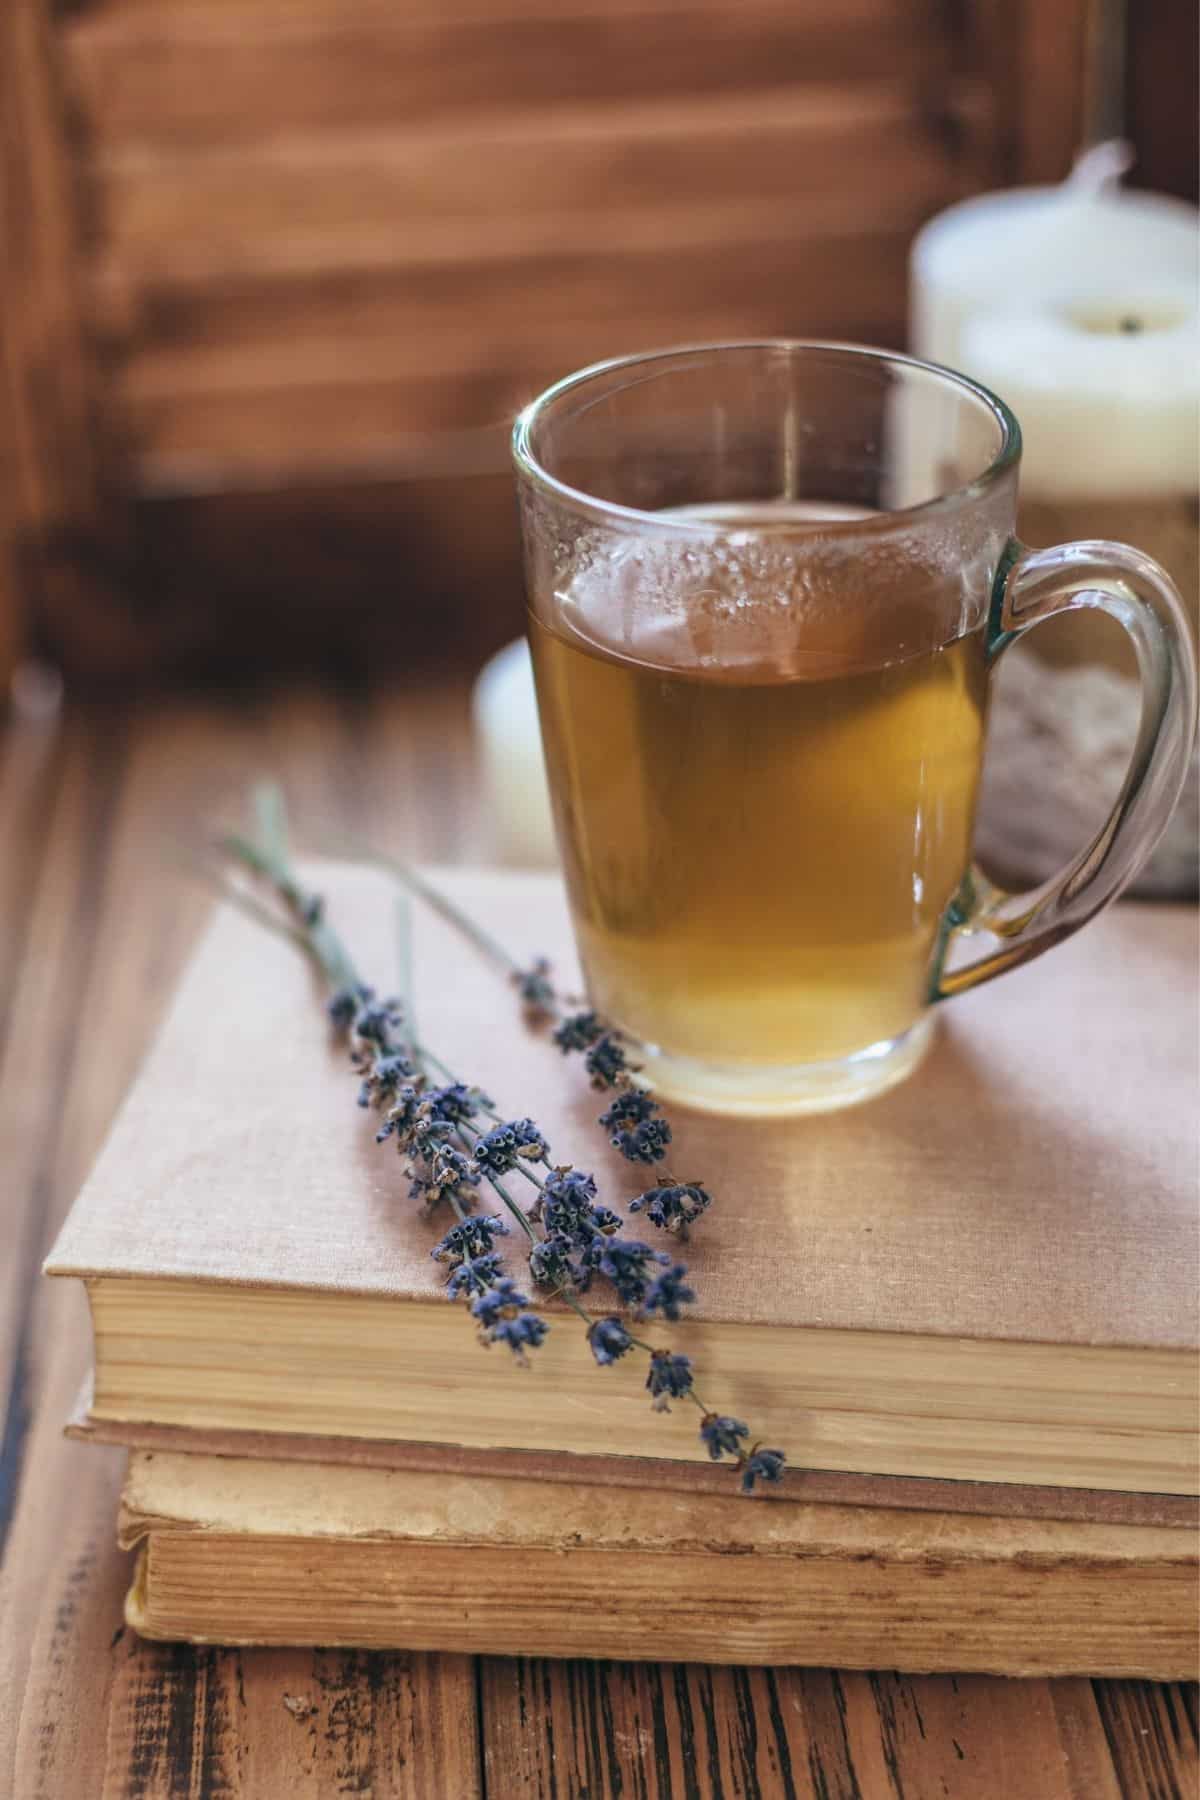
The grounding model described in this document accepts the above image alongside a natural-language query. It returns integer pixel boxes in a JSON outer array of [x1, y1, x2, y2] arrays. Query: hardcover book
[[118, 1450, 1199, 1677], [46, 866, 1199, 1499]]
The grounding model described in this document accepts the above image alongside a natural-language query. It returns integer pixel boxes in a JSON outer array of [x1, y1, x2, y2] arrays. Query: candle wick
[[1063, 138, 1135, 197]]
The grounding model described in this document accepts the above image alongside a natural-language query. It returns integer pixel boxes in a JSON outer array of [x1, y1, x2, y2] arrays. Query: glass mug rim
[[512, 338, 1023, 535]]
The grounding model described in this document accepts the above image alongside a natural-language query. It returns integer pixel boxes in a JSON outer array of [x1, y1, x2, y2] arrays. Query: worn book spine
[[119, 1453, 1200, 1679]]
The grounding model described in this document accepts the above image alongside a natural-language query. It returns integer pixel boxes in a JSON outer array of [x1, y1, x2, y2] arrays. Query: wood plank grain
[[344, 678, 487, 868], [93, 86, 958, 293], [1012, 0, 1089, 184], [1125, 0, 1200, 205], [0, 702, 64, 1050], [116, 232, 917, 400], [0, 0, 144, 689], [65, 0, 906, 33], [478, 1661, 1192, 1799], [0, 0, 98, 530], [111, 233, 914, 488], [63, 0, 945, 149], [0, 364, 26, 684], [100, 1639, 480, 1799], [0, 711, 114, 1547], [1089, 1679, 1199, 1800], [836, 1671, 1124, 1800], [971, 0, 1090, 188], [0, 703, 133, 1799]]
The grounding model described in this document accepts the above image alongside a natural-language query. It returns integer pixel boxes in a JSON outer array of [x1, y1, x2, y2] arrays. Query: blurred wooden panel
[[8, 0, 1104, 679], [124, 233, 918, 393], [91, 85, 960, 294], [64, 0, 923, 34], [1005, 0, 1091, 186], [32, 474, 532, 682], [1125, 0, 1199, 204], [971, 0, 1091, 186], [117, 233, 915, 489], [1, 0, 99, 530], [64, 0, 947, 148]]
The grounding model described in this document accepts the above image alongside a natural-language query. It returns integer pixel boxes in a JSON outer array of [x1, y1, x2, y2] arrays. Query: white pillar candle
[[958, 285, 1198, 502], [910, 145, 1199, 500], [472, 636, 558, 867]]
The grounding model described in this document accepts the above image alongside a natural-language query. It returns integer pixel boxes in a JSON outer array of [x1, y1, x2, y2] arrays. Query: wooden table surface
[[1, 682, 1196, 1800]]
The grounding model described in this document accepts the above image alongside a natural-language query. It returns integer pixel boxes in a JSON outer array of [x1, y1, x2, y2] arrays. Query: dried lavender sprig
[[351, 981, 688, 1383], [333, 846, 570, 1022], [328, 843, 523, 987], [341, 846, 718, 1228], [358, 995, 782, 1492], [219, 790, 782, 1491], [217, 818, 558, 1354], [218, 806, 608, 1299], [217, 829, 359, 995], [387, 898, 541, 1265]]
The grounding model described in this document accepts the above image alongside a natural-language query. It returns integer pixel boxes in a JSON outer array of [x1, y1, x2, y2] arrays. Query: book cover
[[46, 866, 1200, 1491]]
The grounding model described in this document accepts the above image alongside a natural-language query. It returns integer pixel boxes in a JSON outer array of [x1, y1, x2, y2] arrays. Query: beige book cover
[[119, 1450, 1200, 1678], [46, 867, 1199, 1489]]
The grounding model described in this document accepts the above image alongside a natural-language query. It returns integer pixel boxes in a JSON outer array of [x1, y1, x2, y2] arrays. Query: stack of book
[[46, 868, 1199, 1675]]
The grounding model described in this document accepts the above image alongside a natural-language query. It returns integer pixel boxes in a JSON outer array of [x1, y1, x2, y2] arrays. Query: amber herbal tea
[[530, 505, 989, 1071]]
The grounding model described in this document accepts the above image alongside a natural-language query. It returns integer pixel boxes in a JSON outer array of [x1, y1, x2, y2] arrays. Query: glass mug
[[513, 342, 1196, 1115]]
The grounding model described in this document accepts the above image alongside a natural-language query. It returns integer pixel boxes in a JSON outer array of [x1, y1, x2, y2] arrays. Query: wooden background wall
[[5, 0, 1189, 684]]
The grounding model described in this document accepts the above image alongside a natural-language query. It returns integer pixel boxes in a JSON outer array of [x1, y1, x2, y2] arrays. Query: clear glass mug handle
[[932, 538, 1198, 999]]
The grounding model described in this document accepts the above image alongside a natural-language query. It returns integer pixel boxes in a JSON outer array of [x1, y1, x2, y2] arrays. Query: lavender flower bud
[[645, 1350, 694, 1412], [408, 1142, 480, 1205], [540, 1168, 599, 1239], [584, 1034, 628, 1089], [473, 1117, 549, 1176], [430, 1215, 509, 1265], [351, 995, 404, 1048], [376, 1084, 427, 1148], [484, 1310, 549, 1357], [423, 1082, 492, 1124], [513, 958, 556, 1021], [628, 1182, 712, 1234], [595, 1238, 669, 1306], [587, 1317, 634, 1365], [357, 1051, 418, 1110], [700, 1414, 749, 1461], [741, 1448, 786, 1493], [328, 984, 370, 1033], [529, 1235, 580, 1290], [471, 1279, 548, 1360], [470, 1277, 531, 1326], [599, 1092, 671, 1165], [553, 1011, 603, 1054], [586, 1204, 623, 1238], [641, 1263, 695, 1322], [445, 1252, 505, 1299]]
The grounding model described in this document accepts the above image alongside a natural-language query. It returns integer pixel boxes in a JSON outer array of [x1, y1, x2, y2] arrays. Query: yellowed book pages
[[120, 1451, 1200, 1678], [46, 867, 1200, 1494], [67, 1380, 1198, 1529]]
